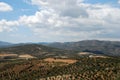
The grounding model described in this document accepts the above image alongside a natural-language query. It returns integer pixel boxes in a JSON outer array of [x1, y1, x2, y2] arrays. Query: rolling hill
[[45, 40, 120, 56], [0, 44, 78, 59], [0, 41, 120, 80]]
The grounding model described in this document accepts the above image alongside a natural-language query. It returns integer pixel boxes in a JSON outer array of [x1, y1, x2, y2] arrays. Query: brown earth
[[0, 53, 18, 57], [43, 58, 77, 64]]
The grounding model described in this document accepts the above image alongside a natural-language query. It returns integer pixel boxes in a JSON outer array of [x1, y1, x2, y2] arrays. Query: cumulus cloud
[[0, 2, 13, 12], [31, 0, 88, 18], [1, 0, 120, 41], [18, 0, 120, 41], [0, 20, 19, 32]]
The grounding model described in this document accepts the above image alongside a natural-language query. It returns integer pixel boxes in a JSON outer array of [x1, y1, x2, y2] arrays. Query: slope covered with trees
[[0, 44, 77, 59], [46, 40, 120, 56], [0, 57, 120, 80]]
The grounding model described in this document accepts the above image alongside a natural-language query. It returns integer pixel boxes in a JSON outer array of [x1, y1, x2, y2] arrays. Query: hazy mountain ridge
[[0, 40, 120, 57], [0, 41, 13, 48], [45, 40, 120, 56]]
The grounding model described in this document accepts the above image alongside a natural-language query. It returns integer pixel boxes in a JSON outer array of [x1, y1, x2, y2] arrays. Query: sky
[[0, 0, 120, 43]]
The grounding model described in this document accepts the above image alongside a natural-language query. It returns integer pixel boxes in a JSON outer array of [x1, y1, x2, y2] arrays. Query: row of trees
[[0, 57, 120, 80]]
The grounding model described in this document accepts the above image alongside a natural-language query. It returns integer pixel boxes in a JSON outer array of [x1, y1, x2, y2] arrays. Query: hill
[[0, 57, 120, 80], [0, 41, 120, 80], [0, 44, 77, 59], [45, 40, 120, 56], [0, 41, 13, 48]]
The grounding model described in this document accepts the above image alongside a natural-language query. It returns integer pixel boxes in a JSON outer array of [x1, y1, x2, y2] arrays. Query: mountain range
[[44, 40, 120, 56], [0, 40, 120, 57], [0, 41, 13, 48]]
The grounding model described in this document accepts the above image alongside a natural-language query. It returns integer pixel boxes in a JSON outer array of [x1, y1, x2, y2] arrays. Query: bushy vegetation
[[47, 40, 120, 56], [0, 44, 78, 59], [0, 57, 120, 80]]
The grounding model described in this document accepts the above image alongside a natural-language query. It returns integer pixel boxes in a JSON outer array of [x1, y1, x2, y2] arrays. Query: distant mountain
[[0, 44, 77, 58], [0, 41, 13, 48], [1, 40, 120, 57], [45, 40, 120, 56], [38, 42, 52, 45], [0, 41, 38, 48]]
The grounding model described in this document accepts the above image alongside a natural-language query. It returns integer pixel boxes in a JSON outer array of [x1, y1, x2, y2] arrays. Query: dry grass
[[18, 54, 36, 59], [78, 52, 91, 55], [89, 55, 107, 58], [43, 58, 77, 64], [0, 53, 36, 59], [0, 53, 18, 57]]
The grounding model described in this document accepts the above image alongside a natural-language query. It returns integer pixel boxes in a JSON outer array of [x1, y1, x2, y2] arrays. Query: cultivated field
[[43, 58, 77, 64]]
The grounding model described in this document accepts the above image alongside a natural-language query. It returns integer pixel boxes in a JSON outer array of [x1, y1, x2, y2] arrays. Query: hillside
[[0, 57, 120, 80], [0, 41, 13, 48], [0, 44, 77, 59], [0, 42, 120, 80], [45, 40, 120, 56]]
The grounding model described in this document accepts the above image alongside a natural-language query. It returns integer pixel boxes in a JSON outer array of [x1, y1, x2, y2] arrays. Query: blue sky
[[0, 0, 120, 43], [0, 0, 38, 20]]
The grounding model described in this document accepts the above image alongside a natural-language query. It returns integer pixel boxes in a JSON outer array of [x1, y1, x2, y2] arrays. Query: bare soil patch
[[18, 54, 36, 59], [43, 58, 77, 64], [0, 53, 18, 57]]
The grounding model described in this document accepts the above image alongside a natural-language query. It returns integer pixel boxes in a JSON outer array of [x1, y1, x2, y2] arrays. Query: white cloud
[[19, 9, 62, 28], [118, 0, 120, 4], [31, 0, 88, 18], [17, 0, 120, 41], [0, 2, 13, 12], [1, 0, 120, 41], [0, 19, 19, 32]]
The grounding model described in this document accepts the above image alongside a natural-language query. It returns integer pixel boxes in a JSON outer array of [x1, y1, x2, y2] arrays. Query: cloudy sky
[[0, 0, 120, 43]]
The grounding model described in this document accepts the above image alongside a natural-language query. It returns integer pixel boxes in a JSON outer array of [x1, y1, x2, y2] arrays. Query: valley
[[0, 40, 120, 80], [0, 0, 120, 79]]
